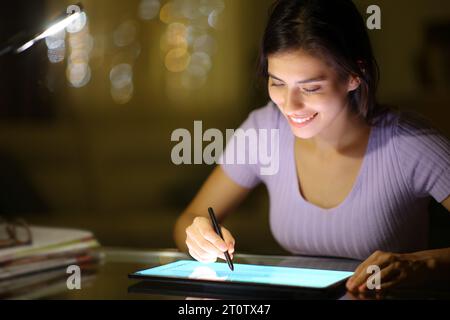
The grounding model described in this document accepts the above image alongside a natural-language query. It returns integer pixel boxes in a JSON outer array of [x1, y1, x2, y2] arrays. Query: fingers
[[185, 217, 236, 263], [347, 252, 379, 292], [191, 231, 227, 260], [186, 237, 218, 263], [186, 227, 225, 260], [221, 227, 235, 255], [360, 262, 402, 293], [347, 251, 380, 291], [378, 262, 401, 285], [195, 217, 229, 252], [346, 251, 400, 293], [377, 265, 406, 291], [188, 246, 217, 263], [380, 272, 407, 291], [352, 251, 390, 280]]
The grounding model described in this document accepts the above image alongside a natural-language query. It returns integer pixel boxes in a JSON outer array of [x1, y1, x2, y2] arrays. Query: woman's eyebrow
[[268, 73, 326, 84]]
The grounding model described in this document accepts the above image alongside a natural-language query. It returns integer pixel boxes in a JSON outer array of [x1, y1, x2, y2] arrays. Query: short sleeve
[[219, 101, 280, 189], [394, 112, 450, 202]]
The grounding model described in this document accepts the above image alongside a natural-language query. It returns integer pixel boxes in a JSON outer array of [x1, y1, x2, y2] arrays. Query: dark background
[[0, 0, 449, 254]]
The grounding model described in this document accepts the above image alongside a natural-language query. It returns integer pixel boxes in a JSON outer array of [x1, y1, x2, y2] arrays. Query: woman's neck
[[302, 108, 371, 158]]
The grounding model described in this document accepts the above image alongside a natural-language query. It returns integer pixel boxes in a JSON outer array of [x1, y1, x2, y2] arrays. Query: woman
[[173, 0, 450, 294]]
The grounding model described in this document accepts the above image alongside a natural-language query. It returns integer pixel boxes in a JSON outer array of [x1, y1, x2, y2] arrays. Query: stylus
[[208, 207, 234, 271]]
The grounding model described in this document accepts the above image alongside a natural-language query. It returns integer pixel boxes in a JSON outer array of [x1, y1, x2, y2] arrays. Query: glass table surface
[[2, 247, 449, 300]]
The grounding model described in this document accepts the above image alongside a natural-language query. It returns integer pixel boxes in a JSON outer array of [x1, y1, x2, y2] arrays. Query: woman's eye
[[302, 87, 320, 93], [270, 82, 284, 87]]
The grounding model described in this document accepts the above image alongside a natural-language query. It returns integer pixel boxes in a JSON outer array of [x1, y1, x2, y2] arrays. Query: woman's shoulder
[[373, 108, 448, 144], [382, 109, 450, 201], [389, 109, 449, 147], [373, 107, 449, 172]]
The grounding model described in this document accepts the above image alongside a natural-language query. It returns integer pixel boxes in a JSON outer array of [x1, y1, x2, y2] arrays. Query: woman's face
[[267, 49, 360, 140]]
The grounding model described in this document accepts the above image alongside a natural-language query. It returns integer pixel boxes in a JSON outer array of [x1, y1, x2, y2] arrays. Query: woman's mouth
[[288, 112, 318, 128]]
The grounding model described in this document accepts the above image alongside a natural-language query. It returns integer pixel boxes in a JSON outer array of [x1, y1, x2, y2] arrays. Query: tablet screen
[[133, 260, 354, 289]]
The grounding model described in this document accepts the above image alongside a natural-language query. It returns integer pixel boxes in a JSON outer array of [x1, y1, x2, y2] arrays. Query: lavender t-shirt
[[220, 101, 450, 260]]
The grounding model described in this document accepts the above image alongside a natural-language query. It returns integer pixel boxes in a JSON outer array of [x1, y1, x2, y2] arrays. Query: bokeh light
[[110, 63, 134, 104], [68, 32, 94, 53], [165, 48, 191, 73], [67, 62, 91, 88], [68, 50, 90, 65], [160, 22, 188, 52], [46, 29, 66, 64], [208, 9, 224, 30], [45, 29, 66, 50], [187, 51, 211, 77], [65, 13, 92, 88], [199, 0, 225, 17], [66, 12, 88, 34], [110, 63, 133, 89], [139, 0, 161, 20], [160, 0, 225, 93], [180, 0, 202, 20], [111, 82, 134, 104], [47, 46, 66, 64], [160, 1, 184, 24], [113, 20, 138, 47], [193, 34, 216, 55]]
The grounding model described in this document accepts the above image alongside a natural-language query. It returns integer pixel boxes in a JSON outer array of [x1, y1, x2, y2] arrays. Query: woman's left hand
[[346, 250, 434, 293]]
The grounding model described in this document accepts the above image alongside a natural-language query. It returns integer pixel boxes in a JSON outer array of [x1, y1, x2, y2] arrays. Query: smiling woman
[[173, 0, 450, 295], [266, 49, 364, 141]]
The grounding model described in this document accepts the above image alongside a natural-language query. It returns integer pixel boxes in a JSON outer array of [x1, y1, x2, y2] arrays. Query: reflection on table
[[1, 247, 449, 300]]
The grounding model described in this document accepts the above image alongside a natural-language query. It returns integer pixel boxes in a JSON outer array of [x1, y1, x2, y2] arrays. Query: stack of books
[[0, 226, 102, 298]]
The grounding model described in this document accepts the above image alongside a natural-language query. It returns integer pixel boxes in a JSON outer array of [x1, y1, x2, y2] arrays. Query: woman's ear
[[347, 75, 361, 92]]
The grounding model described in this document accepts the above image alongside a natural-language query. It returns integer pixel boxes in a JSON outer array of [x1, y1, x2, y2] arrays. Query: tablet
[[129, 260, 354, 298]]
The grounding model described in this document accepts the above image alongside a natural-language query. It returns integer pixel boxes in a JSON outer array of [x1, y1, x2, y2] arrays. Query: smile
[[288, 112, 318, 125]]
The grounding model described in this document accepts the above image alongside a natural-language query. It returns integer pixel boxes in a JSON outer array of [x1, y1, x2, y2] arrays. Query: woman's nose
[[283, 89, 304, 113]]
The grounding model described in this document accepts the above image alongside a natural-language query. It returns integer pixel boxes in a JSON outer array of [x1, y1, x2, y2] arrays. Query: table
[[3, 247, 450, 300]]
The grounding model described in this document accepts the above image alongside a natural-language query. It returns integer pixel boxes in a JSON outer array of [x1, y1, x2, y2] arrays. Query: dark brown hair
[[257, 0, 389, 124]]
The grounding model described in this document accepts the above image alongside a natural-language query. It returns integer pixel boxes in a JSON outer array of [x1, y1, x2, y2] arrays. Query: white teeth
[[290, 113, 317, 124]]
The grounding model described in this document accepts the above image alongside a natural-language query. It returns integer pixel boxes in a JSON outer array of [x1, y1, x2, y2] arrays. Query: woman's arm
[[173, 165, 253, 252], [442, 194, 450, 212], [347, 194, 450, 293]]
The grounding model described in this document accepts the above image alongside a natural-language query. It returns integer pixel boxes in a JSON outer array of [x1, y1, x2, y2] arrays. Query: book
[[0, 263, 99, 299], [0, 226, 99, 264], [0, 250, 102, 280], [0, 226, 101, 282]]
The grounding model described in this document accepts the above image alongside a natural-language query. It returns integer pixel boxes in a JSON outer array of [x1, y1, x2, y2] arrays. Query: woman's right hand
[[185, 216, 235, 263]]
